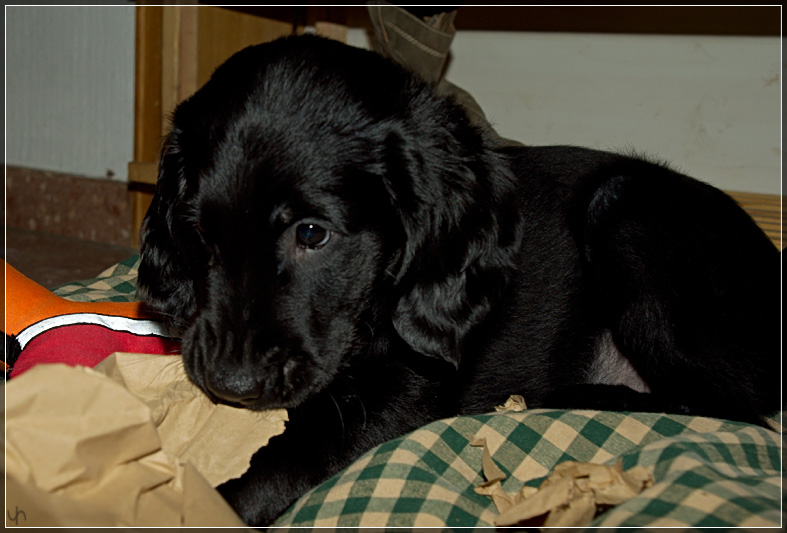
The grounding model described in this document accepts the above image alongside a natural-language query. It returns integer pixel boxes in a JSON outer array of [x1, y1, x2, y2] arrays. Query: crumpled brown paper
[[471, 436, 654, 527], [494, 394, 527, 413], [4, 353, 288, 527]]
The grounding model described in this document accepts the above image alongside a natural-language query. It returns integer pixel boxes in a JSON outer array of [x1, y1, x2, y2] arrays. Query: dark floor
[[4, 227, 139, 289]]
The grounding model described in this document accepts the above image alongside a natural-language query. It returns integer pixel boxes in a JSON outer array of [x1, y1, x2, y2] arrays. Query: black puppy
[[137, 35, 780, 526]]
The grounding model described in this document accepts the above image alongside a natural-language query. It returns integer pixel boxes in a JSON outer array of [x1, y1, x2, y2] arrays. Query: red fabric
[[10, 324, 181, 378]]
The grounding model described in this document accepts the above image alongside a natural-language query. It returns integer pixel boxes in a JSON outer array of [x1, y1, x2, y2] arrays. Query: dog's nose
[[204, 372, 262, 405]]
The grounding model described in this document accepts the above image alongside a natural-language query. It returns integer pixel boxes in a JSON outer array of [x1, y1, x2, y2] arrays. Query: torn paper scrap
[[495, 394, 527, 412], [470, 437, 513, 512], [471, 434, 654, 527]]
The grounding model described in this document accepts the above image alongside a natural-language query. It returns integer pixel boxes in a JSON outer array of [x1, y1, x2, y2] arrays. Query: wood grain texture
[[196, 6, 295, 89], [134, 5, 163, 163], [728, 191, 783, 250]]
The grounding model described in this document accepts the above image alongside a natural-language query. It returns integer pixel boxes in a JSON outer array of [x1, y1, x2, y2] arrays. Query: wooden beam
[[133, 5, 163, 164], [196, 5, 295, 88]]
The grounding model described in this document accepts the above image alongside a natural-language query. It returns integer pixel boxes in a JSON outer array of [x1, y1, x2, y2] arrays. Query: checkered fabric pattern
[[52, 258, 784, 528], [274, 411, 782, 528], [52, 255, 141, 302]]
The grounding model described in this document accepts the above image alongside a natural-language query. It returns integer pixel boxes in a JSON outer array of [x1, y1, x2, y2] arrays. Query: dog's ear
[[382, 115, 523, 369], [136, 128, 197, 329]]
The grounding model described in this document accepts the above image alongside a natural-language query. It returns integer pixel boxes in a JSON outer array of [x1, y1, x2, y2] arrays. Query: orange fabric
[[3, 260, 150, 336]]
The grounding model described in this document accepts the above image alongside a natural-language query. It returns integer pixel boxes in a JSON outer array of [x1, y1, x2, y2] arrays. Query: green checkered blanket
[[53, 257, 784, 528]]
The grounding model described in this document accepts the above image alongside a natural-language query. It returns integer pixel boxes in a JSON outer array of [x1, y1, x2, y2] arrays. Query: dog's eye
[[296, 223, 331, 249]]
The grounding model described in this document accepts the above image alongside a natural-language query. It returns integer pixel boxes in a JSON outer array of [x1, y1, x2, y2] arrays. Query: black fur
[[137, 35, 780, 526]]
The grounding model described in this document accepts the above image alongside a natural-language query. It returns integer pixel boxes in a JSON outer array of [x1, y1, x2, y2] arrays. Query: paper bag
[[4, 353, 288, 527]]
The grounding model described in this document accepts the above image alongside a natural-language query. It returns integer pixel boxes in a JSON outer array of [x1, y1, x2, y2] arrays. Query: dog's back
[[456, 144, 780, 425]]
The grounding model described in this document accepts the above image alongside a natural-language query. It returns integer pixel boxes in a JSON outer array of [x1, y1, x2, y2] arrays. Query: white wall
[[5, 5, 135, 181], [349, 29, 781, 195], [3, 10, 781, 195]]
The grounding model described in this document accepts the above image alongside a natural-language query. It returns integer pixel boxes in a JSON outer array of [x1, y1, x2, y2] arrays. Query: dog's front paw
[[218, 474, 277, 527]]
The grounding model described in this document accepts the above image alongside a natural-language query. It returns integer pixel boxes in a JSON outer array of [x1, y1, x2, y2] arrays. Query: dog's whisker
[[326, 390, 345, 438], [341, 378, 368, 430]]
